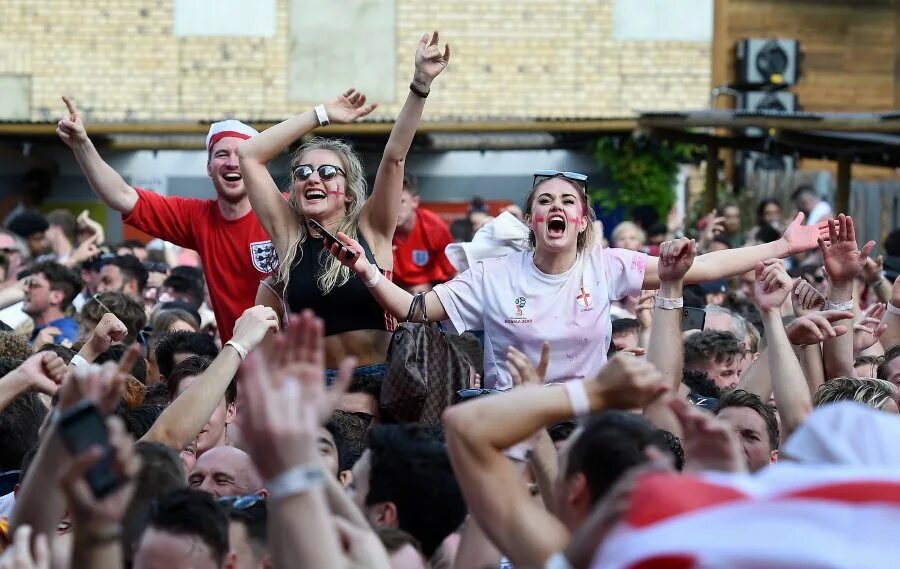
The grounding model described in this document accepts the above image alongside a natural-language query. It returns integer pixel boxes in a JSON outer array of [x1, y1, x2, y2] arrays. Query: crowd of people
[[0, 30, 898, 569]]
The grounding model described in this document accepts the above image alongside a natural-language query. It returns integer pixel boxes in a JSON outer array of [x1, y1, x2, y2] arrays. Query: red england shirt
[[123, 188, 276, 342], [392, 207, 456, 288]]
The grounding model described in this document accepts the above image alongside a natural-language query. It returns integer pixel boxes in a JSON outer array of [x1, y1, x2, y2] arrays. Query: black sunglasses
[[143, 261, 169, 274], [293, 164, 346, 182], [532, 170, 589, 192], [0, 248, 17, 255]]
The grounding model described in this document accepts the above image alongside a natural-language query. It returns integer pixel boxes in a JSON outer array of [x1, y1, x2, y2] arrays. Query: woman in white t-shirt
[[329, 170, 830, 390]]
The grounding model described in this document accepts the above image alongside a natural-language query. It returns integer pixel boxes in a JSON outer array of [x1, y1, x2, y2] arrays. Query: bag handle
[[405, 293, 429, 323]]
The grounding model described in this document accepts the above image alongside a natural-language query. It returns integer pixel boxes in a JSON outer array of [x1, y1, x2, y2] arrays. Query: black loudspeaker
[[736, 151, 795, 190], [736, 39, 799, 86], [738, 91, 797, 114]]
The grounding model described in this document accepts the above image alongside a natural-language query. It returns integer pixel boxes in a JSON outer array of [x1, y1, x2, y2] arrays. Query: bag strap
[[405, 293, 427, 323]]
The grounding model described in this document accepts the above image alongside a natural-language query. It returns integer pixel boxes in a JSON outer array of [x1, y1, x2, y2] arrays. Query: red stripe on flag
[[627, 554, 697, 569], [626, 473, 748, 528], [784, 480, 900, 505]]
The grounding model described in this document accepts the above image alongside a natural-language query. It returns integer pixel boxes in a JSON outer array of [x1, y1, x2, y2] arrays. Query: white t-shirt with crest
[[433, 245, 647, 390]]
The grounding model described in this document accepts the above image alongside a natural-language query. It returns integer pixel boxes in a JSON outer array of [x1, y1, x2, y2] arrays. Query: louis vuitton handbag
[[381, 293, 475, 423]]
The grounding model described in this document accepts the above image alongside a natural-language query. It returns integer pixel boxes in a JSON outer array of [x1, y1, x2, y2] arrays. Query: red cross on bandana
[[576, 287, 592, 308]]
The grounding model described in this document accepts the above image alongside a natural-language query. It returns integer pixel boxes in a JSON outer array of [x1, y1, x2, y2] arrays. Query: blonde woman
[[238, 32, 450, 381], [329, 171, 831, 389]]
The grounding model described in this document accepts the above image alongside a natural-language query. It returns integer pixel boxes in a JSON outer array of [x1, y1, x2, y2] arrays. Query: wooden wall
[[713, 0, 900, 112]]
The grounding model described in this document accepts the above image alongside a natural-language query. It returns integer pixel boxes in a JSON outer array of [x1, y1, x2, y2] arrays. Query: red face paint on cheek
[[534, 214, 546, 223], [328, 189, 345, 196]]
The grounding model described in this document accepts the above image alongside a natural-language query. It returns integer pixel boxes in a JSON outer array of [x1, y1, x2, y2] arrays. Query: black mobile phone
[[308, 219, 357, 260], [56, 401, 124, 498], [682, 307, 707, 332]]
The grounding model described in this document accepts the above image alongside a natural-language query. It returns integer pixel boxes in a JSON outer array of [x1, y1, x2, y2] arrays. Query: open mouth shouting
[[304, 188, 327, 203], [222, 171, 242, 184], [547, 213, 567, 238]]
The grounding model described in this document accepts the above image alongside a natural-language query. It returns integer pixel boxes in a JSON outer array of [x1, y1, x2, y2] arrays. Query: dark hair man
[[714, 389, 779, 472], [155, 332, 219, 379], [132, 489, 231, 569], [22, 261, 82, 345], [98, 254, 149, 301], [684, 330, 745, 390]]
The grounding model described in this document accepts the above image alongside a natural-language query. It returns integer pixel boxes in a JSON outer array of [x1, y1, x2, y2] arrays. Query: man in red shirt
[[56, 97, 274, 342], [392, 175, 456, 293]]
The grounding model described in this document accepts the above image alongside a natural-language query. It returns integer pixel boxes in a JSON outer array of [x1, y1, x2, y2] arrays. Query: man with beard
[[57, 97, 275, 341]]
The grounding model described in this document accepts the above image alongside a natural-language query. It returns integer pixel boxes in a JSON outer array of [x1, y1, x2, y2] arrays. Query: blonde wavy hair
[[813, 376, 897, 411], [276, 138, 367, 294]]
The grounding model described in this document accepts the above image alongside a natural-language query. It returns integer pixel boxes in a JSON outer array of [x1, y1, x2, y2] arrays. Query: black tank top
[[286, 232, 392, 336]]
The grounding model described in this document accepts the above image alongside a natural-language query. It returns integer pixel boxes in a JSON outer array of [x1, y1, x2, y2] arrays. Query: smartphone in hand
[[308, 219, 358, 260], [56, 400, 124, 498], [682, 307, 707, 332]]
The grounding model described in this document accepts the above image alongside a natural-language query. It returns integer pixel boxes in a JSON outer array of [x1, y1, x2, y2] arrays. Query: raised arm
[[57, 96, 138, 213], [361, 32, 450, 242], [442, 355, 667, 568], [141, 306, 277, 450], [755, 260, 813, 439], [642, 213, 829, 289], [328, 232, 448, 322], [0, 352, 66, 412], [237, 90, 376, 254], [820, 215, 874, 380], [643, 238, 696, 436]]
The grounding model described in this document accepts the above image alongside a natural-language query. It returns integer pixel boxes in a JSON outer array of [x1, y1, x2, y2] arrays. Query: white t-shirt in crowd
[[433, 245, 647, 390], [807, 201, 833, 226]]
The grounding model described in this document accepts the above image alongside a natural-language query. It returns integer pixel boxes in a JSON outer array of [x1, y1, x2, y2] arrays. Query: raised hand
[[230, 305, 279, 352], [698, 209, 725, 249], [237, 310, 355, 480], [590, 354, 668, 410], [323, 88, 378, 125], [0, 525, 50, 569], [669, 397, 746, 473], [792, 277, 825, 317], [785, 310, 852, 346], [754, 259, 792, 313], [781, 212, 832, 255], [76, 210, 106, 245], [853, 302, 888, 355], [56, 96, 89, 149], [6, 352, 68, 396], [327, 231, 372, 275], [414, 31, 451, 90], [59, 416, 139, 530], [635, 290, 655, 331], [818, 214, 875, 284], [862, 255, 885, 285], [83, 313, 129, 359], [66, 233, 101, 268], [656, 237, 696, 282], [507, 343, 550, 387]]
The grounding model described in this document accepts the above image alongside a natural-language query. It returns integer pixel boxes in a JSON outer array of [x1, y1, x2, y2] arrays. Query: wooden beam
[[0, 118, 638, 138], [835, 155, 852, 214]]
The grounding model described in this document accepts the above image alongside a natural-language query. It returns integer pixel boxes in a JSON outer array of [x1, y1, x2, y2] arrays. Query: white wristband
[[824, 299, 853, 311], [563, 379, 591, 417], [225, 340, 249, 361], [70, 354, 89, 368], [888, 302, 900, 316], [654, 296, 684, 310], [544, 552, 575, 569], [503, 440, 534, 462], [314, 104, 330, 127], [364, 267, 381, 288], [266, 464, 325, 501]]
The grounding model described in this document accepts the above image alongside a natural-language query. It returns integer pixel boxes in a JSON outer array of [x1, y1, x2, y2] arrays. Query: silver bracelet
[[313, 104, 330, 127], [654, 296, 684, 310], [824, 299, 853, 311], [266, 464, 325, 502]]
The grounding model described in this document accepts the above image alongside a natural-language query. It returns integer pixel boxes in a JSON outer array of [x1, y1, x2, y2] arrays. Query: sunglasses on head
[[293, 164, 346, 182], [532, 170, 589, 192]]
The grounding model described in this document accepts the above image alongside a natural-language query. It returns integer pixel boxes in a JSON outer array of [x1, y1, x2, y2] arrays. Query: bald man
[[187, 446, 267, 498]]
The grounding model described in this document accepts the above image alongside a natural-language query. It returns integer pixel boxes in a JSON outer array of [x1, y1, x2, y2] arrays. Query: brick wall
[[0, 0, 712, 123]]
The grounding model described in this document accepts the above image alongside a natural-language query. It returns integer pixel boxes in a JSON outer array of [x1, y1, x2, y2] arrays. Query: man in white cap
[[56, 96, 275, 342]]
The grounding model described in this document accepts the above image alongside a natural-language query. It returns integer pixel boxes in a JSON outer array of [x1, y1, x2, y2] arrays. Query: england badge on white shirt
[[576, 287, 594, 311]]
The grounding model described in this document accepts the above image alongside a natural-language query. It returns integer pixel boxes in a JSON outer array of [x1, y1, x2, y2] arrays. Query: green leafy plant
[[592, 136, 702, 219]]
